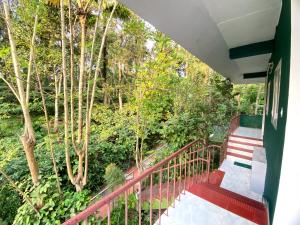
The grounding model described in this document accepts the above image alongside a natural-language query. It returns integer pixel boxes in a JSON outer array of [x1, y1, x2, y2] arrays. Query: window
[[271, 60, 282, 129]]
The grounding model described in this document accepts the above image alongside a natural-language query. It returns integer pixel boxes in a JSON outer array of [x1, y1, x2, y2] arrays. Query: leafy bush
[[0, 183, 21, 224], [101, 194, 139, 225], [13, 176, 91, 225], [161, 112, 198, 150], [104, 163, 125, 188]]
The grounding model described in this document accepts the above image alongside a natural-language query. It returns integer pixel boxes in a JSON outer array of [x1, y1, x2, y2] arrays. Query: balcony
[[63, 115, 268, 225]]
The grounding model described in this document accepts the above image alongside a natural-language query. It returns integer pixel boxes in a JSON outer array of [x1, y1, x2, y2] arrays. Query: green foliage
[[104, 163, 125, 188], [13, 176, 91, 225], [0, 183, 21, 225], [161, 112, 198, 149], [101, 194, 139, 225], [233, 84, 264, 115]]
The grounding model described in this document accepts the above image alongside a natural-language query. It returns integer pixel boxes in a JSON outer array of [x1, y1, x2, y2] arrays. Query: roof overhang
[[118, 0, 282, 84]]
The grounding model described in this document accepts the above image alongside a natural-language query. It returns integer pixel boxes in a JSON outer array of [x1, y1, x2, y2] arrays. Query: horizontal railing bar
[[207, 145, 221, 149], [153, 158, 209, 174], [62, 139, 200, 225]]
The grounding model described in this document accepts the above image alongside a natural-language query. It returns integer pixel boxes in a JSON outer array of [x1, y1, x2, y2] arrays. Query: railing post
[[166, 161, 170, 215], [196, 144, 199, 183], [207, 150, 211, 182], [107, 203, 111, 225], [173, 157, 176, 208], [150, 174, 153, 225], [178, 154, 182, 201], [138, 181, 142, 225], [158, 169, 163, 225], [183, 154, 187, 194], [125, 190, 128, 225]]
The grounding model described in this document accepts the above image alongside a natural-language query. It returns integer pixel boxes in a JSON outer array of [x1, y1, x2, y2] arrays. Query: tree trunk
[[68, 0, 78, 153], [3, 0, 39, 185], [26, 6, 39, 105], [102, 23, 109, 105], [118, 62, 123, 110], [77, 14, 87, 143], [60, 0, 75, 186], [54, 70, 62, 132], [20, 133, 39, 185], [81, 2, 117, 188], [135, 136, 141, 172]]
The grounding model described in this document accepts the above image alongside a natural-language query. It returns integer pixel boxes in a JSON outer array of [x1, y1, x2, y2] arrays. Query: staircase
[[184, 128, 267, 225], [226, 134, 263, 166]]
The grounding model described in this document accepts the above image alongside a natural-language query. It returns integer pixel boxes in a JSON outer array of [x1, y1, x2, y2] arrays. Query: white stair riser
[[226, 155, 252, 165], [227, 148, 253, 157], [228, 142, 256, 150], [229, 136, 263, 146]]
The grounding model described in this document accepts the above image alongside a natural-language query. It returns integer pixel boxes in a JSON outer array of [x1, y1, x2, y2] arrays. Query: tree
[[1, 0, 40, 185], [59, 0, 118, 191]]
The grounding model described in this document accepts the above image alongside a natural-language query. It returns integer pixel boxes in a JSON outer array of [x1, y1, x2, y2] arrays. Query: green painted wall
[[240, 115, 262, 128], [263, 0, 291, 223]]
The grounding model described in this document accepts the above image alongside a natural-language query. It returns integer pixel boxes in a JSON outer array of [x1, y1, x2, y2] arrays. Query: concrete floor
[[220, 159, 262, 202], [155, 191, 257, 225], [233, 127, 263, 139]]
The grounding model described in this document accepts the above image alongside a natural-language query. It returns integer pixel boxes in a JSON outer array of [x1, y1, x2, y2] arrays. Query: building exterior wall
[[240, 115, 262, 129], [272, 0, 300, 224], [263, 0, 291, 223]]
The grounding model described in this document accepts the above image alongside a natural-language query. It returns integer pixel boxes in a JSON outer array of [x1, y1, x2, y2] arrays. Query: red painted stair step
[[208, 170, 225, 186], [230, 134, 263, 141], [188, 183, 267, 225]]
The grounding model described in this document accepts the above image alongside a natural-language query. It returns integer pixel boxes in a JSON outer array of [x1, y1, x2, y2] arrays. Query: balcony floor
[[155, 191, 256, 225], [220, 160, 262, 202], [233, 127, 263, 140]]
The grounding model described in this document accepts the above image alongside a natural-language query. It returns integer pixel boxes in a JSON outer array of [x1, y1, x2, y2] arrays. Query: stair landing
[[155, 191, 257, 225], [188, 183, 267, 225]]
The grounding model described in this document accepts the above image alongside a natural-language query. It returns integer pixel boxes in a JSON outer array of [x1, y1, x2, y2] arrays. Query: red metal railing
[[228, 114, 240, 134], [63, 139, 210, 225], [221, 114, 240, 162]]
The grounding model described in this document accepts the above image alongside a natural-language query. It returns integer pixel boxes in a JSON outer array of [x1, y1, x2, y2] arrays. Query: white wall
[[273, 1, 300, 224]]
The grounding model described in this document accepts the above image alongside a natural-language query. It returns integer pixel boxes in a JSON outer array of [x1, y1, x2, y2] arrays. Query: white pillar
[[273, 1, 300, 224]]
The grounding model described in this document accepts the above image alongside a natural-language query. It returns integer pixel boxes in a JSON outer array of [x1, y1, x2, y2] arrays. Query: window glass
[[271, 60, 282, 129]]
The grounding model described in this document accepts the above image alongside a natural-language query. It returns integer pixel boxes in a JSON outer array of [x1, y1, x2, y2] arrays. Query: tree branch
[[0, 168, 39, 214], [26, 4, 39, 106], [0, 75, 21, 103]]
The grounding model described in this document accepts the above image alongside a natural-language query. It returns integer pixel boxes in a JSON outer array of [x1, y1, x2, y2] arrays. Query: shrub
[[0, 183, 21, 224], [104, 163, 125, 189], [13, 176, 91, 225]]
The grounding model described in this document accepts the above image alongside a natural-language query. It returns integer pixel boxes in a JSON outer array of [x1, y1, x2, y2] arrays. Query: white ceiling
[[118, 0, 282, 84]]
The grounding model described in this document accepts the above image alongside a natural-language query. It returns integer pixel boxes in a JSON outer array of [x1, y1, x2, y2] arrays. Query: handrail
[[90, 150, 160, 203], [228, 114, 240, 134], [63, 139, 209, 225], [221, 114, 240, 163]]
